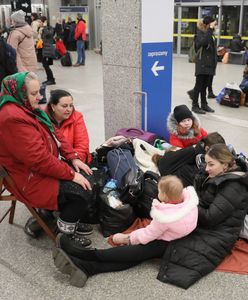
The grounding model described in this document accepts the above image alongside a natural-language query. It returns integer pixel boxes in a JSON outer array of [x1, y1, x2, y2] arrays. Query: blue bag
[[216, 88, 225, 103], [107, 148, 139, 189]]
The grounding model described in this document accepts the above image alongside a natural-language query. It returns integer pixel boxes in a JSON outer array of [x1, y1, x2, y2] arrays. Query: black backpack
[[61, 52, 72, 66]]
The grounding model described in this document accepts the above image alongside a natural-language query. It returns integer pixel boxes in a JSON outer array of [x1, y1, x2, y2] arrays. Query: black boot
[[56, 233, 93, 258], [192, 105, 206, 114], [24, 209, 56, 238], [53, 248, 88, 288], [202, 105, 215, 112], [208, 91, 217, 99]]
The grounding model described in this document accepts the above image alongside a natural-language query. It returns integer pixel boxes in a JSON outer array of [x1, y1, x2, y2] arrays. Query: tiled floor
[[0, 52, 247, 300]]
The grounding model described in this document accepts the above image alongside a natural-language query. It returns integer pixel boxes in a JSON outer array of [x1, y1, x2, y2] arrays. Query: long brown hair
[[206, 144, 235, 170]]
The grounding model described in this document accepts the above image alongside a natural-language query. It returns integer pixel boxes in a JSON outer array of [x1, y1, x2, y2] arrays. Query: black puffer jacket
[[158, 144, 204, 187], [157, 171, 248, 289], [195, 20, 217, 76]]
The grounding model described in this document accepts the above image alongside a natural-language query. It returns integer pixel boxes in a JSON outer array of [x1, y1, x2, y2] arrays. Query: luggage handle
[[133, 91, 148, 131], [126, 128, 144, 134]]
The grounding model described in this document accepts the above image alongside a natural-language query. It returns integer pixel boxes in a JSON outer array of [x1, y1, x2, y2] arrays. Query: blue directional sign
[[142, 42, 173, 140], [142, 0, 173, 141]]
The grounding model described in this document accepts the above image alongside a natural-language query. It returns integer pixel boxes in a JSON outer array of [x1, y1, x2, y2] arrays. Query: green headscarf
[[0, 72, 54, 133]]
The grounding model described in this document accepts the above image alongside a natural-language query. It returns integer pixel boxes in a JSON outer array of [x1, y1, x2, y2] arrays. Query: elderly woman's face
[[26, 79, 41, 109], [51, 96, 74, 122], [205, 154, 228, 178]]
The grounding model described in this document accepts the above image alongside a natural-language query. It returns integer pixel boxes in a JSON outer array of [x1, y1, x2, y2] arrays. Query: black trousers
[[193, 74, 210, 108], [70, 240, 168, 276], [42, 57, 55, 81], [57, 180, 90, 223]]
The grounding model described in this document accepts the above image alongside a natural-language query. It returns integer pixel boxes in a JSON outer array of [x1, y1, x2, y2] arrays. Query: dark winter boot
[[53, 247, 88, 288], [56, 218, 92, 251], [192, 105, 206, 114]]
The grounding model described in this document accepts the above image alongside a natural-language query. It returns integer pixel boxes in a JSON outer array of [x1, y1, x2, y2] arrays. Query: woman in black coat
[[52, 144, 248, 289], [41, 17, 56, 85], [192, 16, 217, 114]]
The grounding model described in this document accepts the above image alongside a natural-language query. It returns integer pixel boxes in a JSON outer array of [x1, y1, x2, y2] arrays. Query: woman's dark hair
[[206, 144, 235, 169], [40, 16, 47, 23], [47, 89, 73, 116], [31, 13, 38, 20], [202, 132, 226, 147]]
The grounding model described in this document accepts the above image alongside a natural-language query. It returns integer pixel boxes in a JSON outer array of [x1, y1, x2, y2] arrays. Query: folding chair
[[0, 165, 56, 242]]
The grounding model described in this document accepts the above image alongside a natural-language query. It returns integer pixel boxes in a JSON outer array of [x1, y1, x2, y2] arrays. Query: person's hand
[[72, 172, 92, 190], [210, 21, 217, 29], [113, 233, 130, 245], [71, 158, 93, 175]]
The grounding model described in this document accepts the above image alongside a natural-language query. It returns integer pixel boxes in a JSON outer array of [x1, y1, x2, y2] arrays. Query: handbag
[[36, 39, 43, 49], [133, 138, 164, 174], [115, 128, 157, 144]]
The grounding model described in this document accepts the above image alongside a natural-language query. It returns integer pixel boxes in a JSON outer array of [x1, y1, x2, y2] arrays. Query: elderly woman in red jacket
[[0, 72, 93, 250], [46, 89, 92, 164]]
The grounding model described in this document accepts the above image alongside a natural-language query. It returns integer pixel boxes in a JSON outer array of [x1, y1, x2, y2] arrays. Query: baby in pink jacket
[[113, 175, 199, 245]]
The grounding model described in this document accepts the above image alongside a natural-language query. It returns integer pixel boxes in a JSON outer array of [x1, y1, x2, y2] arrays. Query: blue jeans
[[76, 40, 85, 64]]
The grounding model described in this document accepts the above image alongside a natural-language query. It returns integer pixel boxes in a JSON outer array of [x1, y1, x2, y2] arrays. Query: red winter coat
[[46, 109, 92, 163], [57, 110, 91, 163], [169, 128, 207, 148], [167, 111, 208, 148], [0, 103, 79, 210], [74, 20, 86, 41]]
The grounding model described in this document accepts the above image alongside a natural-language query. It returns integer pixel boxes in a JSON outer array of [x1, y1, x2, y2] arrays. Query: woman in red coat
[[46, 89, 92, 164], [0, 72, 93, 249], [167, 104, 207, 148]]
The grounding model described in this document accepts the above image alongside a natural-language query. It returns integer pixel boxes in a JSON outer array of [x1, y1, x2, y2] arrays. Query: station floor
[[0, 51, 248, 300]]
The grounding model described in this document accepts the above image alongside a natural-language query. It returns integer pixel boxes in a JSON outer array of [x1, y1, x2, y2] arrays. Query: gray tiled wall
[[102, 0, 142, 138]]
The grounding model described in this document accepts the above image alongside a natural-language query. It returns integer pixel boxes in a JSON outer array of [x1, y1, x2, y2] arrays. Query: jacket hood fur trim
[[150, 186, 199, 223], [197, 19, 208, 32], [167, 111, 200, 140]]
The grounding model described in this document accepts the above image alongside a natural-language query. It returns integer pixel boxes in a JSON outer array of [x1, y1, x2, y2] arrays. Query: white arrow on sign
[[21, 2, 29, 8], [151, 61, 164, 77]]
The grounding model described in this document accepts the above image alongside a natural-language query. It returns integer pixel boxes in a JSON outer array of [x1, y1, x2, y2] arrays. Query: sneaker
[[192, 106, 206, 114], [202, 105, 215, 113], [187, 89, 194, 100], [73, 63, 81, 67], [80, 62, 85, 66], [76, 223, 93, 235], [53, 247, 88, 288], [208, 92, 217, 99], [45, 80, 56, 85]]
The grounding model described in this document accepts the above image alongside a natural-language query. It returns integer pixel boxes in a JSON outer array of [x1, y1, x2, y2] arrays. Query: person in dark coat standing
[[52, 144, 248, 289], [40, 17, 56, 85], [192, 16, 217, 114]]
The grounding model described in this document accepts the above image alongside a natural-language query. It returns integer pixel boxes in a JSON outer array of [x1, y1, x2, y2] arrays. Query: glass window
[[221, 6, 240, 37], [242, 6, 248, 37], [180, 7, 198, 55]]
